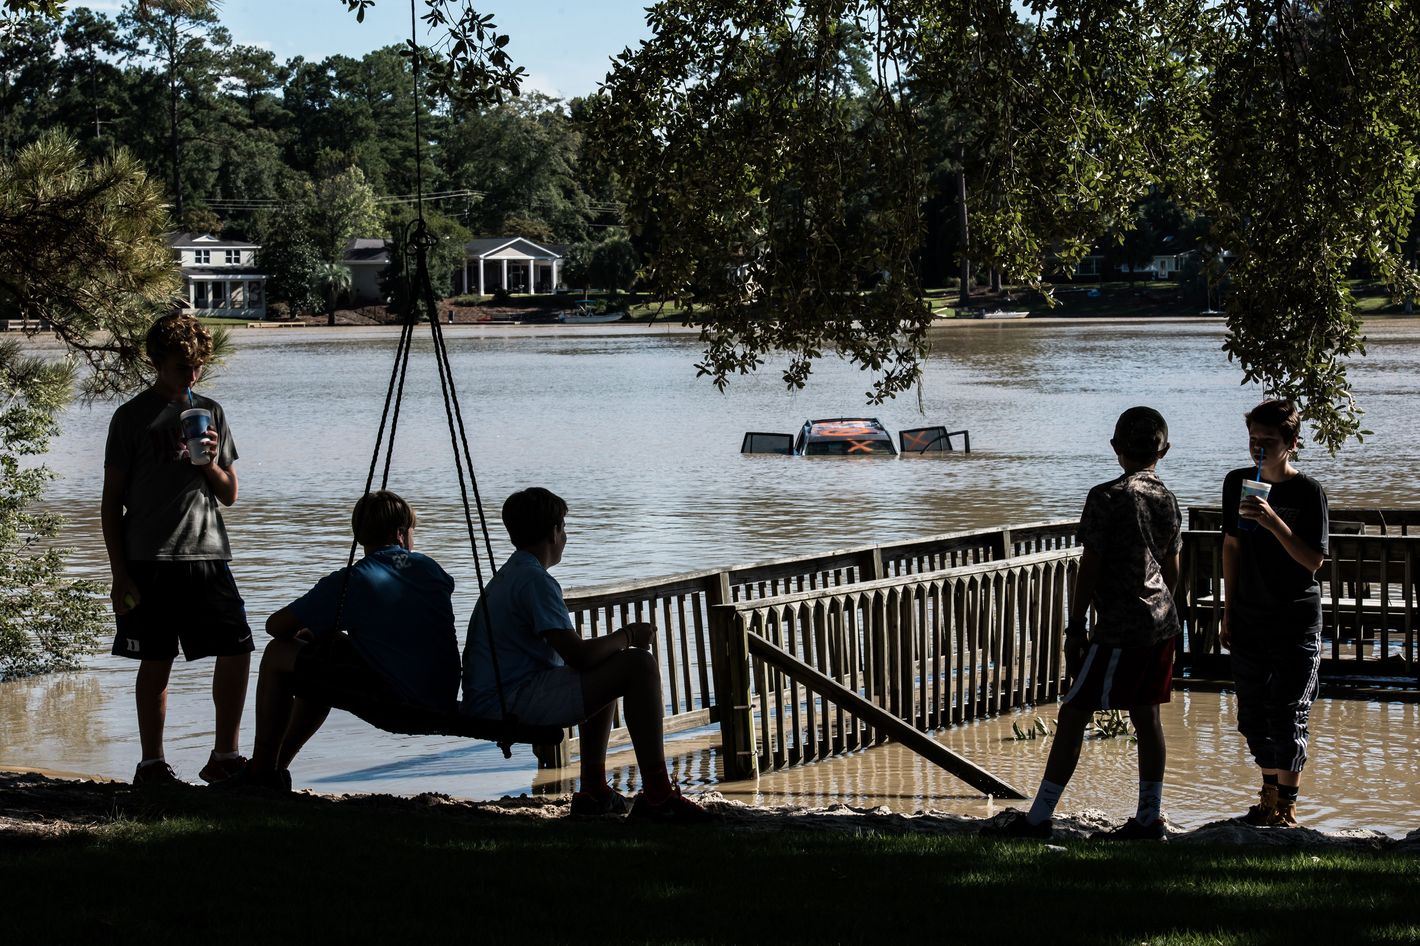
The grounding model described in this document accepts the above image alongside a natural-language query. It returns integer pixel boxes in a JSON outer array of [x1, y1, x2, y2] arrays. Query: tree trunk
[[956, 148, 970, 309], [168, 32, 182, 220], [990, 267, 1001, 293]]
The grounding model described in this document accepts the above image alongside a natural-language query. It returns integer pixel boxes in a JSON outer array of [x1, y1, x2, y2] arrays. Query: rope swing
[[331, 0, 560, 757]]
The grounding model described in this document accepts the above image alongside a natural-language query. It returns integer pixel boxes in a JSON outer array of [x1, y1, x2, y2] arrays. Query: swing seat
[[328, 690, 565, 747]]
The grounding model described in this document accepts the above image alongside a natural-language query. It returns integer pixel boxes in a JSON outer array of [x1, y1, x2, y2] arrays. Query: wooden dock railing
[[1180, 510, 1420, 681], [540, 508, 1419, 776], [707, 548, 1077, 795], [546, 521, 1078, 766]]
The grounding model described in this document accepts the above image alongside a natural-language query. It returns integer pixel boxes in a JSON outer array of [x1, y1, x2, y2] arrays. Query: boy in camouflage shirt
[[986, 406, 1182, 840]]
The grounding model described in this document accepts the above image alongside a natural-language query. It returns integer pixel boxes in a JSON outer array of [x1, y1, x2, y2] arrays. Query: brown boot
[[1268, 799, 1299, 827], [1240, 784, 1279, 826]]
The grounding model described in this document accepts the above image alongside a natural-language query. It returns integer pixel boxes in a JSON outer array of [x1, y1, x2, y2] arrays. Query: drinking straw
[[187, 387, 194, 407], [1255, 446, 1264, 481]]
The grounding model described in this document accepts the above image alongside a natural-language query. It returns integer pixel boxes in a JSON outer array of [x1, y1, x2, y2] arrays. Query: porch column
[[501, 259, 508, 291], [187, 279, 195, 308], [477, 259, 485, 296], [551, 259, 560, 292]]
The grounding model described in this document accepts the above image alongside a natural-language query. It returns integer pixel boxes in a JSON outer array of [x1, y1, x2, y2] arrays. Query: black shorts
[[112, 560, 253, 661], [291, 634, 402, 713]]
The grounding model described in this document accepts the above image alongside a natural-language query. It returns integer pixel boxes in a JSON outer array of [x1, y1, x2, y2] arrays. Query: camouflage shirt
[[1078, 470, 1182, 647]]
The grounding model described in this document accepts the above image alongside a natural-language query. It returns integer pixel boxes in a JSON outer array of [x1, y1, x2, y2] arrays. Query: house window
[[194, 249, 210, 265], [194, 282, 210, 308], [225, 250, 241, 265]]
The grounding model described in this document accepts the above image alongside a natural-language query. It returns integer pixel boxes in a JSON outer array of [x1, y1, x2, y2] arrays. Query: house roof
[[465, 236, 568, 259], [343, 237, 391, 265], [167, 232, 259, 250]]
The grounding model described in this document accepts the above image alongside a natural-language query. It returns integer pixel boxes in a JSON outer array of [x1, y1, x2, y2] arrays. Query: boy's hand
[[111, 576, 141, 615], [197, 424, 220, 465], [624, 621, 655, 649], [1064, 617, 1088, 681], [1239, 495, 1280, 532], [1064, 635, 1088, 682]]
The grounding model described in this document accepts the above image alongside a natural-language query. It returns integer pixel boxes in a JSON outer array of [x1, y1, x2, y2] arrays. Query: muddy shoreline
[[3, 770, 1415, 853]]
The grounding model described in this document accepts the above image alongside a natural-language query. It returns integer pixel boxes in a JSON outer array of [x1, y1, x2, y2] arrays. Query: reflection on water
[[5, 318, 1420, 831]]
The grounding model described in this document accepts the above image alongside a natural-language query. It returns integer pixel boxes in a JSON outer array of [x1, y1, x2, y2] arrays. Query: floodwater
[[4, 317, 1420, 833]]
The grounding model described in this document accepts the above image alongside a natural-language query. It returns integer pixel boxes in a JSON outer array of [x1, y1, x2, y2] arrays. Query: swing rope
[[331, 0, 523, 757]]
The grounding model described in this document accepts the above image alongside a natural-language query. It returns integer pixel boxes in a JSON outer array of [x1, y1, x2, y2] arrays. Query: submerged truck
[[740, 418, 970, 456]]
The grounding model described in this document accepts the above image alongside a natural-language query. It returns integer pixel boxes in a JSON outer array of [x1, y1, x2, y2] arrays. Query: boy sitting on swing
[[462, 487, 710, 822], [231, 490, 459, 790]]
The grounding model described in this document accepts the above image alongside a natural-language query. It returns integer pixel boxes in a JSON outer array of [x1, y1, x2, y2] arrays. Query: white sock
[[211, 750, 241, 761], [1136, 781, 1164, 825], [1027, 779, 1066, 825], [138, 757, 165, 768]]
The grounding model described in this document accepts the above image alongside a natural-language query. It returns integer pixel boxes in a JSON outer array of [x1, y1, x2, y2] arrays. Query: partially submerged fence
[[542, 506, 1420, 787], [1179, 507, 1420, 681], [549, 522, 1079, 791], [709, 549, 1080, 795]]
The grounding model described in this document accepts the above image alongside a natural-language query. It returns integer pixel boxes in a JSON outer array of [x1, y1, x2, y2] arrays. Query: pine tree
[[0, 132, 180, 678]]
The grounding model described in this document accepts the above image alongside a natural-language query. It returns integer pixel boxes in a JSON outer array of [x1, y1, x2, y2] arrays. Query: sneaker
[[569, 787, 631, 817], [210, 762, 292, 795], [627, 788, 713, 824], [1239, 784, 1279, 826], [980, 811, 1053, 839], [1091, 817, 1166, 841], [1268, 799, 1299, 827], [132, 760, 182, 786], [198, 752, 248, 785]]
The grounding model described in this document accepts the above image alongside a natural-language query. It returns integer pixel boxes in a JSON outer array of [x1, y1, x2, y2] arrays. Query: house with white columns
[[458, 237, 567, 295], [167, 233, 267, 318]]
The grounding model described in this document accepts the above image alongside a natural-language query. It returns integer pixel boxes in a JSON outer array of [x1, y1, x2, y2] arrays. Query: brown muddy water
[[5, 317, 1420, 833]]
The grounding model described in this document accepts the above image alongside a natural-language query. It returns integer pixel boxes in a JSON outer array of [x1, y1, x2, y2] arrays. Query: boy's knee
[[628, 646, 659, 678], [260, 638, 301, 673]]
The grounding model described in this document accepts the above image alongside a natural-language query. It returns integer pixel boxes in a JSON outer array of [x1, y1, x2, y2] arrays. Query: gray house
[[343, 237, 392, 305]]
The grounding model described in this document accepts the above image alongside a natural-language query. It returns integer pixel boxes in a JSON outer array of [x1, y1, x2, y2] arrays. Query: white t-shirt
[[460, 550, 575, 717]]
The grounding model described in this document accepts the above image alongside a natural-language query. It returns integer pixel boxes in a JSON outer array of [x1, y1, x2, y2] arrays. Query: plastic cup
[[1238, 479, 1271, 531], [180, 407, 213, 466]]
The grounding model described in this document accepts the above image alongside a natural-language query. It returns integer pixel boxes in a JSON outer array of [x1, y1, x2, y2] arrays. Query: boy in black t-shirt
[[101, 314, 252, 786], [985, 407, 1182, 841], [1221, 400, 1328, 827]]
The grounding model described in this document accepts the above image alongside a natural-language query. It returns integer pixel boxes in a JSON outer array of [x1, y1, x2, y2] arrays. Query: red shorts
[[1062, 636, 1176, 710]]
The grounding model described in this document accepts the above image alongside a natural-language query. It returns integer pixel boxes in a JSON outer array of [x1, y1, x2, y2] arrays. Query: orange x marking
[[903, 431, 932, 450], [847, 440, 873, 453]]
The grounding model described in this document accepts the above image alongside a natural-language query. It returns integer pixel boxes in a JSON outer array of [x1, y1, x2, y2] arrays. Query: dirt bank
[[2, 771, 1415, 852]]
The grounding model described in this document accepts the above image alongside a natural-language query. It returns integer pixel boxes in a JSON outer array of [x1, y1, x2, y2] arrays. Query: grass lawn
[[2, 786, 1418, 945]]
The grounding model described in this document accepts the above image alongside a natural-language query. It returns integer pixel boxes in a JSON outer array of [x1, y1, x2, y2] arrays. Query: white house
[[168, 233, 267, 319], [456, 237, 568, 295]]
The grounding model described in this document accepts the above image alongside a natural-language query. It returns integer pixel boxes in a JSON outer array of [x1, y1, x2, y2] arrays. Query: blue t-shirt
[[288, 547, 459, 711], [461, 550, 574, 717]]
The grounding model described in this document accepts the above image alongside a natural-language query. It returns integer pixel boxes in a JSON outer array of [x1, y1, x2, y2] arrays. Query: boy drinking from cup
[[101, 313, 251, 786], [1221, 400, 1329, 826]]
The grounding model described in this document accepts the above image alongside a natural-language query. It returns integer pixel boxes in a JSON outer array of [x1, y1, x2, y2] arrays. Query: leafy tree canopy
[[594, 0, 1420, 449]]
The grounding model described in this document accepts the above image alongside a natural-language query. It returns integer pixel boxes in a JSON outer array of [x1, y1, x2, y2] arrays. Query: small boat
[[563, 302, 625, 324], [564, 309, 625, 324], [741, 418, 970, 456], [969, 308, 1029, 320]]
